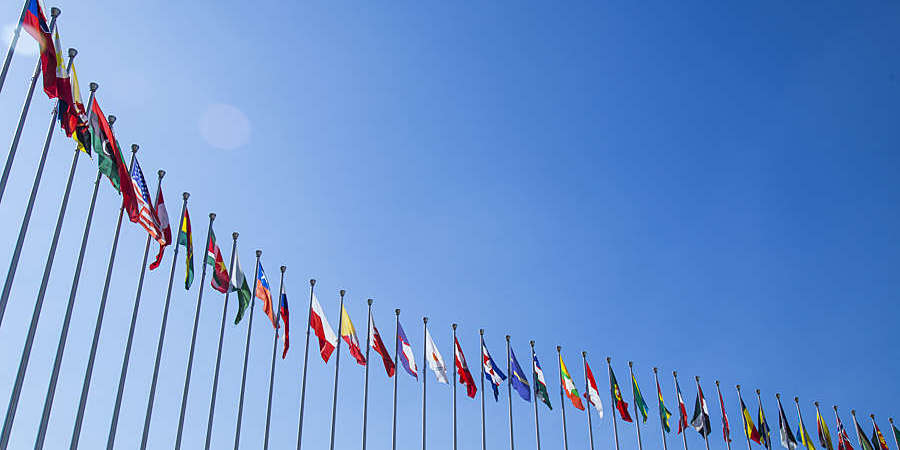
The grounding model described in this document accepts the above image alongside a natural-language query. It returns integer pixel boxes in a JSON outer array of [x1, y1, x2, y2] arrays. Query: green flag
[[231, 251, 252, 324], [89, 107, 124, 191], [657, 381, 672, 432], [856, 419, 876, 450], [532, 353, 552, 410], [177, 208, 194, 289], [632, 373, 649, 423], [892, 423, 900, 449]]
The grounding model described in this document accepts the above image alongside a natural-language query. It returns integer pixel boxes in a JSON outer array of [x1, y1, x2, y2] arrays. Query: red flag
[[148, 188, 171, 270], [90, 99, 138, 220], [718, 387, 731, 442], [369, 315, 395, 377], [280, 288, 290, 359], [453, 337, 477, 398], [676, 379, 690, 434], [310, 294, 337, 362]]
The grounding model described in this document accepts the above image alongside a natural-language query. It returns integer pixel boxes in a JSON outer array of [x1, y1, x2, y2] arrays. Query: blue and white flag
[[482, 343, 506, 401]]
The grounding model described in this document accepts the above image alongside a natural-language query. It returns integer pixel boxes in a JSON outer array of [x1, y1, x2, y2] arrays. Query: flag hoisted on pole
[[329, 290, 347, 450], [736, 385, 761, 450], [391, 309, 403, 450], [889, 418, 900, 450], [558, 347, 571, 450], [693, 377, 712, 450], [362, 299, 374, 450], [793, 397, 816, 450], [479, 330, 488, 450], [850, 410, 875, 450], [295, 278, 317, 450], [715, 381, 732, 450], [654, 368, 671, 450], [628, 361, 647, 450], [262, 266, 287, 450], [673, 372, 690, 450], [814, 402, 834, 450], [582, 352, 596, 450], [452, 325, 459, 450], [776, 393, 798, 450], [233, 250, 262, 450], [870, 415, 890, 450], [530, 342, 544, 450], [505, 335, 515, 450], [422, 317, 429, 450]]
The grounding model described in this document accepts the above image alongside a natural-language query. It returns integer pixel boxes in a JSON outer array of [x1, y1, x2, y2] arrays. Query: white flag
[[424, 326, 448, 383]]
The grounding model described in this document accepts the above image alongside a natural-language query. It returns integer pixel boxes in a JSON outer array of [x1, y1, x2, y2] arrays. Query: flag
[[892, 423, 900, 450], [369, 315, 395, 376], [279, 285, 290, 358], [742, 399, 762, 444], [691, 385, 712, 437], [559, 356, 584, 410], [256, 264, 276, 328], [231, 252, 253, 324], [397, 322, 417, 378], [718, 388, 732, 443], [340, 305, 366, 365], [676, 379, 690, 434], [657, 379, 672, 433], [532, 353, 551, 410], [778, 398, 799, 450], [854, 420, 874, 450], [206, 229, 229, 293], [609, 366, 632, 421], [177, 208, 193, 289], [309, 293, 337, 362], [453, 338, 476, 398], [57, 62, 86, 142], [424, 327, 448, 383], [45, 27, 72, 102], [798, 416, 816, 450], [583, 361, 603, 417], [89, 99, 132, 201], [22, 0, 51, 52], [129, 159, 164, 242], [148, 187, 171, 270], [632, 373, 649, 423], [760, 402, 773, 449], [835, 413, 853, 450], [509, 348, 530, 402], [817, 410, 834, 450], [482, 343, 506, 401], [872, 423, 889, 450]]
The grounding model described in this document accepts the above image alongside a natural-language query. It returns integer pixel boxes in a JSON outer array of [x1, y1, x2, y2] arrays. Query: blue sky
[[0, 1, 898, 449]]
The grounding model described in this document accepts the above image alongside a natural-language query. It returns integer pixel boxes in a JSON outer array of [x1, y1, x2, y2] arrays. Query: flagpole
[[328, 289, 346, 450], [295, 278, 316, 450], [717, 381, 732, 450], [582, 352, 595, 450], [174, 212, 216, 450], [736, 386, 752, 450], [0, 0, 29, 94], [422, 316, 428, 450], [0, 42, 73, 328], [0, 72, 92, 450], [870, 414, 881, 450], [233, 250, 261, 450], [530, 341, 541, 450], [833, 406, 842, 450], [654, 368, 668, 450], [889, 418, 899, 450], [813, 402, 825, 450], [629, 361, 645, 450], [391, 309, 401, 450], [452, 324, 458, 450], [793, 397, 807, 450], [696, 377, 711, 450], [851, 410, 863, 450], [262, 266, 286, 450], [558, 346, 569, 450], [0, 8, 60, 208], [505, 335, 515, 450], [673, 372, 689, 450], [479, 329, 486, 450], [204, 231, 238, 449], [757, 390, 768, 450], [607, 357, 620, 450], [69, 144, 138, 450], [361, 298, 373, 450]]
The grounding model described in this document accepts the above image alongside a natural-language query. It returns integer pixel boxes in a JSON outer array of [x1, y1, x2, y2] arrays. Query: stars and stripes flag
[[482, 343, 506, 401], [129, 159, 163, 242]]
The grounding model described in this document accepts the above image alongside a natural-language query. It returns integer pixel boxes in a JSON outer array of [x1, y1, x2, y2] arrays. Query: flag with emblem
[[256, 263, 275, 328], [609, 365, 632, 422], [340, 304, 366, 365], [509, 348, 530, 402], [657, 379, 672, 433], [424, 326, 448, 383], [454, 337, 476, 398], [279, 284, 290, 358], [632, 372, 649, 423], [691, 384, 711, 437], [206, 229, 229, 293], [676, 378, 690, 434], [559, 355, 584, 410], [176, 208, 193, 289], [872, 422, 889, 450]]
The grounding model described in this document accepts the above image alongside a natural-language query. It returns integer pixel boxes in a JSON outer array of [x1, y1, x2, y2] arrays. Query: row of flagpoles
[[0, 1, 898, 450]]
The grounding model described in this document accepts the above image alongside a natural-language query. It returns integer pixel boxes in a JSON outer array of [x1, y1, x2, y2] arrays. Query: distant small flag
[[279, 285, 290, 358], [453, 337, 477, 398], [834, 412, 853, 450], [148, 187, 171, 270], [130, 159, 164, 243], [675, 379, 689, 434], [532, 353, 551, 410], [397, 322, 417, 378], [760, 401, 773, 449], [176, 207, 193, 290], [508, 348, 530, 402], [854, 419, 874, 450], [632, 373, 649, 423], [206, 230, 229, 293], [368, 315, 395, 376], [741, 399, 762, 444], [892, 423, 900, 450], [691, 385, 711, 437], [817, 409, 834, 450], [482, 343, 506, 401], [424, 326, 448, 383], [657, 379, 672, 433], [608, 365, 632, 422], [872, 422, 889, 450], [777, 397, 798, 450], [256, 264, 275, 328], [340, 305, 366, 365], [559, 355, 584, 411], [230, 252, 252, 324], [717, 387, 732, 443], [798, 415, 815, 450], [583, 360, 603, 418], [309, 293, 337, 362]]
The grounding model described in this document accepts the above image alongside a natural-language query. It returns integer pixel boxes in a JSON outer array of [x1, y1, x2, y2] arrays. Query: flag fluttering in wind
[[309, 293, 337, 362], [742, 399, 762, 444], [584, 360, 603, 418], [609, 366, 631, 422], [835, 412, 853, 450], [482, 343, 506, 401], [256, 263, 275, 328], [559, 355, 584, 410], [777, 398, 798, 450], [891, 423, 900, 450], [176, 207, 193, 289], [453, 337, 476, 398], [340, 305, 366, 365], [718, 388, 732, 443], [798, 416, 816, 450], [45, 27, 72, 102], [397, 322, 417, 378], [760, 402, 773, 449], [279, 285, 290, 358], [58, 61, 86, 143], [368, 315, 394, 376], [509, 348, 530, 402], [676, 379, 689, 434], [231, 252, 252, 324], [89, 98, 133, 204], [632, 373, 649, 423], [854, 419, 874, 450], [424, 327, 448, 383], [533, 353, 551, 410], [206, 230, 229, 293], [129, 159, 163, 242], [691, 385, 712, 437], [22, 0, 52, 83], [657, 379, 672, 433], [148, 187, 171, 270], [872, 422, 889, 450], [817, 409, 834, 450]]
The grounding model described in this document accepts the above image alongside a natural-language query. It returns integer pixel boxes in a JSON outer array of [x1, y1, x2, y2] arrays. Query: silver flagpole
[[530, 341, 541, 450], [0, 7, 59, 208], [203, 231, 238, 450], [607, 357, 620, 450], [138, 191, 190, 450], [295, 278, 316, 450], [233, 250, 261, 450], [105, 164, 160, 450], [0, 41, 72, 327], [479, 330, 486, 450], [717, 381, 732, 450], [391, 308, 400, 450], [262, 266, 286, 450], [654, 368, 668, 450], [582, 352, 595, 450], [736, 386, 752, 450], [505, 335, 515, 450], [889, 417, 899, 450], [69, 144, 138, 450], [696, 377, 711, 450], [328, 289, 346, 450], [629, 362, 644, 450], [361, 298, 373, 450], [0, 74, 93, 450], [173, 212, 216, 450], [558, 347, 569, 450], [674, 372, 689, 450], [422, 316, 428, 450], [452, 324, 458, 450], [0, 0, 29, 94]]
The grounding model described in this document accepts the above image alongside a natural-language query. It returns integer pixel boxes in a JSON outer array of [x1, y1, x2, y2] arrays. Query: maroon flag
[[148, 187, 171, 270], [368, 315, 395, 377]]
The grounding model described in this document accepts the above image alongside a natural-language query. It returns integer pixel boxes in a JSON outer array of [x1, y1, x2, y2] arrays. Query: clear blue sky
[[0, 1, 898, 449]]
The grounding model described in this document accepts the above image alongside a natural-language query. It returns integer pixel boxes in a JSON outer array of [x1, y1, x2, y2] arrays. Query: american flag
[[130, 159, 162, 242]]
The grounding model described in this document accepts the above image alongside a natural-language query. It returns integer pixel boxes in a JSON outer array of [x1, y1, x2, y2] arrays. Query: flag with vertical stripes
[[176, 208, 193, 289], [742, 399, 762, 444], [340, 305, 366, 365]]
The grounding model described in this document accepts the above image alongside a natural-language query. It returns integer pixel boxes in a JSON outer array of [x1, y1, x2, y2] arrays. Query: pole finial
[[131, 144, 139, 154], [367, 298, 373, 306], [833, 405, 838, 412], [157, 170, 165, 179], [794, 396, 799, 403], [776, 393, 781, 400], [89, 82, 98, 92], [870, 413, 875, 419], [814, 401, 819, 407], [479, 328, 484, 335], [653, 367, 658, 373], [254, 249, 261, 257], [280, 265, 286, 273], [582, 351, 587, 357], [851, 409, 856, 416], [736, 384, 741, 390], [715, 380, 720, 386], [452, 323, 457, 330], [183, 192, 190, 200], [209, 212, 216, 220], [606, 356, 611, 363], [756, 389, 760, 395], [628, 360, 634, 368], [50, 7, 61, 18], [339, 289, 345, 298], [68, 48, 77, 58], [423, 316, 428, 324], [556, 345, 561, 352], [309, 279, 315, 286], [395, 308, 400, 315], [673, 370, 678, 376], [505, 335, 510, 341], [529, 340, 534, 347], [108, 115, 116, 126], [695, 375, 700, 382], [889, 417, 893, 424]]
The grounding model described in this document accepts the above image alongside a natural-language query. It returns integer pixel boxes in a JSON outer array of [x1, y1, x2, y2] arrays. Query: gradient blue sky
[[0, 1, 898, 449]]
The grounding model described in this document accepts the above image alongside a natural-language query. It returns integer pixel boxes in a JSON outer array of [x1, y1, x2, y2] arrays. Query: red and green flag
[[609, 365, 633, 422], [559, 355, 584, 410], [872, 422, 889, 450], [206, 229, 229, 293], [177, 208, 193, 290]]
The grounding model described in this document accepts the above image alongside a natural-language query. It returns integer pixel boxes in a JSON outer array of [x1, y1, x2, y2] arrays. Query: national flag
[[176, 207, 193, 289], [231, 251, 253, 324], [632, 373, 649, 423], [368, 315, 395, 376], [89, 99, 130, 197], [45, 27, 72, 102], [559, 355, 584, 410], [424, 327, 448, 383], [798, 415, 816, 450], [872, 423, 889, 450], [760, 402, 773, 449], [676, 379, 690, 434], [279, 285, 290, 358], [718, 388, 732, 443], [892, 423, 900, 450], [206, 229, 229, 293], [817, 409, 834, 450], [255, 264, 275, 328], [509, 348, 530, 402], [583, 360, 603, 417], [58, 62, 86, 141], [741, 399, 762, 444], [657, 379, 672, 433], [129, 159, 164, 242], [835, 412, 853, 450], [148, 187, 171, 270], [309, 293, 337, 362], [22, 0, 51, 52], [532, 353, 551, 410], [777, 398, 799, 450], [482, 343, 506, 401], [854, 419, 874, 450], [453, 338, 476, 398], [691, 385, 712, 437], [397, 322, 417, 378], [339, 304, 366, 365], [608, 366, 631, 421]]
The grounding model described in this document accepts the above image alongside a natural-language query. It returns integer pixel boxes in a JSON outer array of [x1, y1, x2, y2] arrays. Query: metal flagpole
[[674, 372, 689, 450], [629, 361, 644, 450], [0, 75, 93, 450], [138, 191, 189, 450], [0, 0, 30, 94], [0, 8, 60, 208], [479, 330, 486, 450], [696, 377, 711, 450], [889, 417, 899, 450], [558, 347, 569, 450], [295, 278, 316, 450], [0, 42, 73, 328], [530, 341, 541, 450], [505, 335, 515, 450], [870, 415, 881, 450], [792, 397, 805, 450], [328, 289, 346, 450], [391, 309, 401, 450], [69, 144, 138, 450], [452, 324, 458, 450], [422, 316, 428, 450], [850, 410, 863, 450], [262, 266, 286, 450], [233, 250, 261, 450], [813, 403, 826, 450], [654, 368, 668, 450], [758, 390, 769, 450], [362, 298, 373, 450], [716, 381, 732, 450], [173, 212, 216, 450], [203, 231, 238, 450], [582, 352, 595, 450], [607, 358, 620, 450], [736, 386, 752, 450]]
